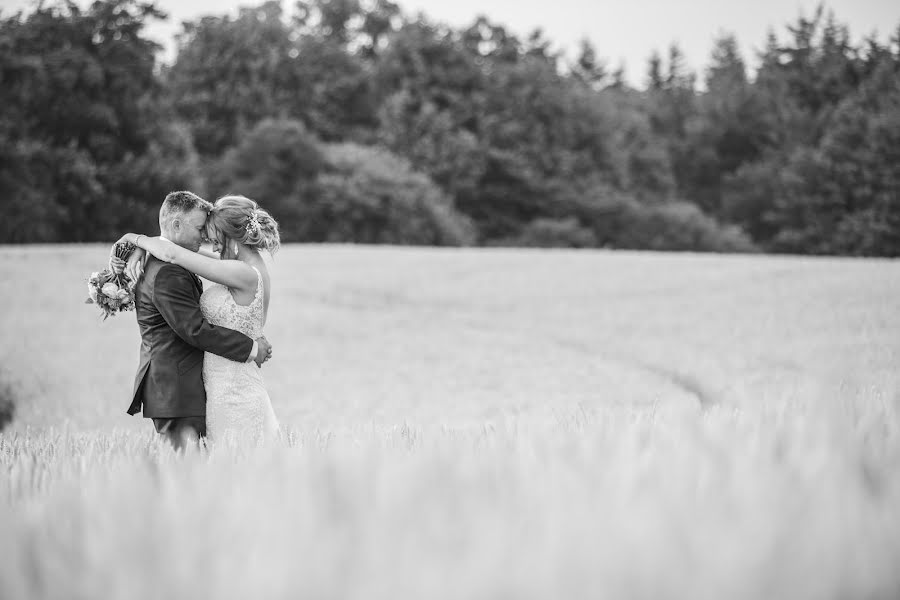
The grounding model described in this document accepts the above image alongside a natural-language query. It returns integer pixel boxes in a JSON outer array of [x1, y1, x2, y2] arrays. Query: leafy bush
[[511, 217, 599, 248], [577, 189, 757, 252], [209, 121, 474, 245], [210, 118, 325, 241], [619, 200, 758, 252], [309, 143, 476, 246]]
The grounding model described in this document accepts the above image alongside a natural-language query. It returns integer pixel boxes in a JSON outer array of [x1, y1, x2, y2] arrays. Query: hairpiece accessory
[[246, 211, 260, 236]]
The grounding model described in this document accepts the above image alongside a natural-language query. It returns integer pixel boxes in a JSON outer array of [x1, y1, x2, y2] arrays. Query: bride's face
[[206, 224, 231, 259], [211, 238, 235, 260]]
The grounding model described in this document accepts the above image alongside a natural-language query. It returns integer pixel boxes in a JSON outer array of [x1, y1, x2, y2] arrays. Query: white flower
[[116, 289, 131, 302], [88, 284, 99, 302], [101, 282, 119, 298]]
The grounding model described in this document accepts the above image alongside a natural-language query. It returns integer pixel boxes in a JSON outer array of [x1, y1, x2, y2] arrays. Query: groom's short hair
[[159, 191, 213, 230]]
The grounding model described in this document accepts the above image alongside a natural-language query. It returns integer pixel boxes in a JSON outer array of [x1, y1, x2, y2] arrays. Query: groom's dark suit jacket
[[128, 256, 253, 418]]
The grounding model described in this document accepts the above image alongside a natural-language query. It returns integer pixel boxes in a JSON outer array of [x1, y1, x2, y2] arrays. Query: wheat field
[[1, 244, 899, 599]]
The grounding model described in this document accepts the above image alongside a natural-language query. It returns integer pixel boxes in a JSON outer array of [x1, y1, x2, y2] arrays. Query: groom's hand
[[254, 336, 273, 368], [124, 250, 145, 285]]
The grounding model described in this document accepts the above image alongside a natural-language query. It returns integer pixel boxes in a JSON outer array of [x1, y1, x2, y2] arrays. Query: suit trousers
[[152, 416, 207, 442]]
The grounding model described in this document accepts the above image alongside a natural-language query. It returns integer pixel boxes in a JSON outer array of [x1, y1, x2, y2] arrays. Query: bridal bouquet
[[85, 242, 137, 320]]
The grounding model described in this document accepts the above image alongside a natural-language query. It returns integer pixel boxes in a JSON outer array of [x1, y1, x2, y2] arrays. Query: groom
[[122, 191, 272, 449]]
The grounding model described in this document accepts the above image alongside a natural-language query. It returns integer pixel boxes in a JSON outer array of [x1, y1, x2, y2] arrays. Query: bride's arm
[[115, 234, 256, 291], [198, 247, 220, 260]]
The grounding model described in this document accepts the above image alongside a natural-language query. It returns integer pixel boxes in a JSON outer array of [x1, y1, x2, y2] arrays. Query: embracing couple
[[111, 191, 281, 450]]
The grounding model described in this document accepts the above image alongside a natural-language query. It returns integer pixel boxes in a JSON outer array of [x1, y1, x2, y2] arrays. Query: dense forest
[[2, 0, 898, 255]]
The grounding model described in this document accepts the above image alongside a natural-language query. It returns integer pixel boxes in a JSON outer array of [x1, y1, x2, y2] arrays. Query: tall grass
[[3, 400, 899, 600]]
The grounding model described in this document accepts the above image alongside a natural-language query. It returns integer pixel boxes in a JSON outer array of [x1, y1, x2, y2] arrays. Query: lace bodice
[[199, 266, 265, 339]]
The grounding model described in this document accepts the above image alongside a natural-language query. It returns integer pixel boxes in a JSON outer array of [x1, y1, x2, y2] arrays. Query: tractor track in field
[[541, 334, 719, 409]]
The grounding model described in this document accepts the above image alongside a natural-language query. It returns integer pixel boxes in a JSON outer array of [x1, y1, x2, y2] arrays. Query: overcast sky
[[5, 0, 899, 86]]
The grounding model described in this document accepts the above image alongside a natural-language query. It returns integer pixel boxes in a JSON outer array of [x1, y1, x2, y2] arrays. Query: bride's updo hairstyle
[[207, 195, 281, 255]]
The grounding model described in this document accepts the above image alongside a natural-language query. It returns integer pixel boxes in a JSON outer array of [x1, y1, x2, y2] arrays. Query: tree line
[[2, 0, 898, 255]]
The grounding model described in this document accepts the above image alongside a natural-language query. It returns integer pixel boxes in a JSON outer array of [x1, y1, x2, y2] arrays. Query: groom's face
[[172, 208, 209, 253]]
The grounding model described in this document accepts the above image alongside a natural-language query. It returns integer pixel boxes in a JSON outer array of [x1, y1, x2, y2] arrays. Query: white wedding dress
[[200, 266, 279, 445]]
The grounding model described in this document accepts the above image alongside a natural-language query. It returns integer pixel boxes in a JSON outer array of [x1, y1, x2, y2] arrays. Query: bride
[[115, 195, 281, 446]]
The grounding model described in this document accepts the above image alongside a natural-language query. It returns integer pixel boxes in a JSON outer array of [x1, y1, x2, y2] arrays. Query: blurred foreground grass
[[3, 403, 899, 600]]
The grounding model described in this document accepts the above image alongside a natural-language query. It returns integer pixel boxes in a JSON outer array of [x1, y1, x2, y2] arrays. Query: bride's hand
[[109, 256, 126, 275], [108, 233, 138, 270], [109, 237, 127, 273], [125, 247, 146, 284]]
